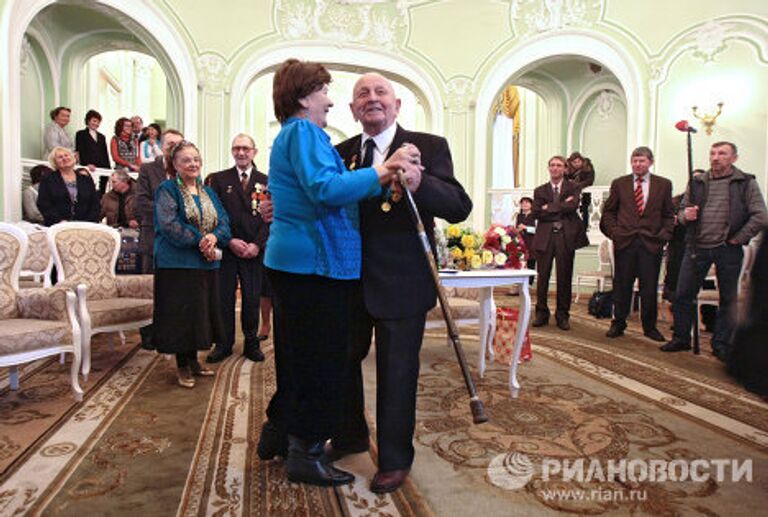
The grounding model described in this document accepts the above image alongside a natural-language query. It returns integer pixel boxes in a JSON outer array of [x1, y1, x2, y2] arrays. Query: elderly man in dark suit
[[206, 134, 269, 363], [331, 73, 472, 493], [136, 129, 184, 273], [600, 146, 674, 341], [532, 156, 589, 330]]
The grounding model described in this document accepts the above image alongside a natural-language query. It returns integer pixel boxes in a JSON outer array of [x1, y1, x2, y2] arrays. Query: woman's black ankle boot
[[286, 436, 354, 486]]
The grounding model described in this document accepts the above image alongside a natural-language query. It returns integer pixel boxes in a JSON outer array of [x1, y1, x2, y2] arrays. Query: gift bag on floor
[[493, 307, 532, 364]]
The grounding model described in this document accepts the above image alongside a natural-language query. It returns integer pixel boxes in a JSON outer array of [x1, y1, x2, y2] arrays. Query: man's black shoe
[[606, 321, 625, 338], [659, 339, 692, 352], [324, 441, 369, 462], [712, 348, 728, 362], [644, 328, 666, 342], [257, 420, 288, 460], [206, 346, 233, 363], [243, 343, 265, 362], [532, 315, 549, 327], [556, 318, 570, 331]]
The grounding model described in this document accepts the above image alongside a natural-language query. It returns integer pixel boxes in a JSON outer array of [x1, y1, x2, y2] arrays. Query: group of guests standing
[[529, 141, 767, 365], [43, 106, 162, 173]]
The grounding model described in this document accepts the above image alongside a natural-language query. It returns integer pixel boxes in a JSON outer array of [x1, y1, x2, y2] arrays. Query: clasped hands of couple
[[373, 143, 424, 194]]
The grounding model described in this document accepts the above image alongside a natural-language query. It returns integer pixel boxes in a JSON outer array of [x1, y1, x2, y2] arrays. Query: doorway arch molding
[[228, 44, 445, 140], [472, 31, 645, 228], [1, 0, 197, 219]]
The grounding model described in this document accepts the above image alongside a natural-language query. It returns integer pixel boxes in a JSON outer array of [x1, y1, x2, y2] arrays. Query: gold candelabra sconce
[[692, 102, 724, 135]]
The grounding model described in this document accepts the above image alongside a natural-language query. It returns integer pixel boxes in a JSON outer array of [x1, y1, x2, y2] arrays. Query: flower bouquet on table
[[443, 224, 484, 270], [481, 224, 528, 269]]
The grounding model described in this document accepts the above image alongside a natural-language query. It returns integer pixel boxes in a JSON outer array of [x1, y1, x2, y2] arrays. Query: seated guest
[[37, 147, 100, 226], [110, 117, 141, 172], [75, 110, 111, 171], [265, 58, 420, 486], [23, 164, 52, 224], [43, 106, 74, 158], [101, 169, 138, 229], [140, 123, 163, 161], [152, 141, 231, 388], [566, 152, 595, 229], [515, 196, 536, 279]]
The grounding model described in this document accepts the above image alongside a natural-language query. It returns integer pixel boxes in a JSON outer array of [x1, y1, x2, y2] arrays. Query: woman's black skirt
[[152, 268, 225, 355]]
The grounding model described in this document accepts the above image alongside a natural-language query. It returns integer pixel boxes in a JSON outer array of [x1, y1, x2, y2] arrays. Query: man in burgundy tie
[[600, 146, 675, 341]]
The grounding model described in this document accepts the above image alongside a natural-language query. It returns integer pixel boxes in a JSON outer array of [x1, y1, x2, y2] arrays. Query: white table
[[439, 268, 537, 396]]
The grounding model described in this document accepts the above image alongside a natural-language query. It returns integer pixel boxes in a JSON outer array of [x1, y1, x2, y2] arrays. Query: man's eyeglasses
[[232, 146, 255, 153]]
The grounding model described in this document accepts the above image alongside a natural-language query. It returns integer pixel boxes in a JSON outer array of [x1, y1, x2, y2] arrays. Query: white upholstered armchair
[[48, 222, 153, 379], [0, 223, 83, 401]]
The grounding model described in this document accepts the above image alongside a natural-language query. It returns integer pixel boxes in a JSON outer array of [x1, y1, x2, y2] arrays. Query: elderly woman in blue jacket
[[152, 140, 231, 388], [264, 59, 421, 487]]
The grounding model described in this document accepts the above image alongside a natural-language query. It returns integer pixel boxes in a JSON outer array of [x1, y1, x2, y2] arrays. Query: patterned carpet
[[1, 296, 767, 516], [0, 334, 429, 516]]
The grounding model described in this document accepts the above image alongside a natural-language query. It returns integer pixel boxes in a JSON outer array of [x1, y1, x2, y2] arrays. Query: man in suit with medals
[[600, 146, 674, 341], [531, 156, 589, 330], [206, 134, 270, 363], [329, 73, 473, 493]]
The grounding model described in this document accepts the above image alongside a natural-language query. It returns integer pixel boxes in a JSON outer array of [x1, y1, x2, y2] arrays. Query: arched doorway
[[2, 0, 196, 219], [473, 32, 643, 229]]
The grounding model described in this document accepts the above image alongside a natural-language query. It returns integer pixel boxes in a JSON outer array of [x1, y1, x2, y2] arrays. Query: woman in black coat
[[37, 146, 100, 226], [75, 109, 111, 171]]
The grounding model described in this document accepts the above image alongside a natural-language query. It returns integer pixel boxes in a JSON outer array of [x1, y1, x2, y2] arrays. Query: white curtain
[[492, 113, 514, 189]]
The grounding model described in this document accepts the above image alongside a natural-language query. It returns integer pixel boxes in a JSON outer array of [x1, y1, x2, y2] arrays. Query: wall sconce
[[692, 102, 724, 135]]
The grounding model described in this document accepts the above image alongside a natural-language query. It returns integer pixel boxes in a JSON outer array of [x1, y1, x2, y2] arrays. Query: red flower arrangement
[[482, 224, 529, 269]]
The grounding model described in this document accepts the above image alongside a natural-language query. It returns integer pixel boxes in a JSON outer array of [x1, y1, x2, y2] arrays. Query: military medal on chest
[[252, 183, 268, 216]]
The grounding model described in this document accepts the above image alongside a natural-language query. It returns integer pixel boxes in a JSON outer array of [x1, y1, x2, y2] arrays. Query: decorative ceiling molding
[[20, 36, 32, 76], [274, 0, 410, 50], [509, 0, 603, 37], [649, 16, 768, 85], [445, 77, 474, 113], [196, 53, 230, 93]]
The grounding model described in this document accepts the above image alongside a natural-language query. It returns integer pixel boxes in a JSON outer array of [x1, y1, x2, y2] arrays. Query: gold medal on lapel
[[381, 201, 392, 212]]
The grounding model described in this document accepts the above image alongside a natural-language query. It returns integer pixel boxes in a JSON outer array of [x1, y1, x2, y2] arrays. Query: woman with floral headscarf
[[152, 140, 231, 388]]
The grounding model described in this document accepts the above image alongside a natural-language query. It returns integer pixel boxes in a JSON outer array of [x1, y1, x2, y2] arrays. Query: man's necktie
[[360, 139, 375, 168], [634, 177, 644, 215], [241, 171, 249, 192], [553, 185, 559, 198]]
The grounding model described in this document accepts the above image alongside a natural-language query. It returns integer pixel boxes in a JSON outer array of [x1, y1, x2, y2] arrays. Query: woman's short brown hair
[[114, 117, 131, 137], [272, 59, 332, 123]]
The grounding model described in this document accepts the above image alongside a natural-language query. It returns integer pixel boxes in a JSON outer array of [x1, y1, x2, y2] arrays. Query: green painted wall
[[2, 0, 767, 221]]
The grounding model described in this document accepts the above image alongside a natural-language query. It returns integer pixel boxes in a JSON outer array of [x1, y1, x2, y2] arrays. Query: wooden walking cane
[[396, 169, 488, 424]]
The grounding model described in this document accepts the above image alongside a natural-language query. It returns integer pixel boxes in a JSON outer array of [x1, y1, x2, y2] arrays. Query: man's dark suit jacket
[[335, 125, 473, 320], [208, 165, 269, 250], [36, 170, 100, 226], [600, 174, 674, 254], [532, 179, 589, 253], [75, 129, 110, 169], [136, 157, 166, 257]]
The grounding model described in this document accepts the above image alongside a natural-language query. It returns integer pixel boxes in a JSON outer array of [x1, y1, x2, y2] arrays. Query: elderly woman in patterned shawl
[[152, 140, 231, 388]]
